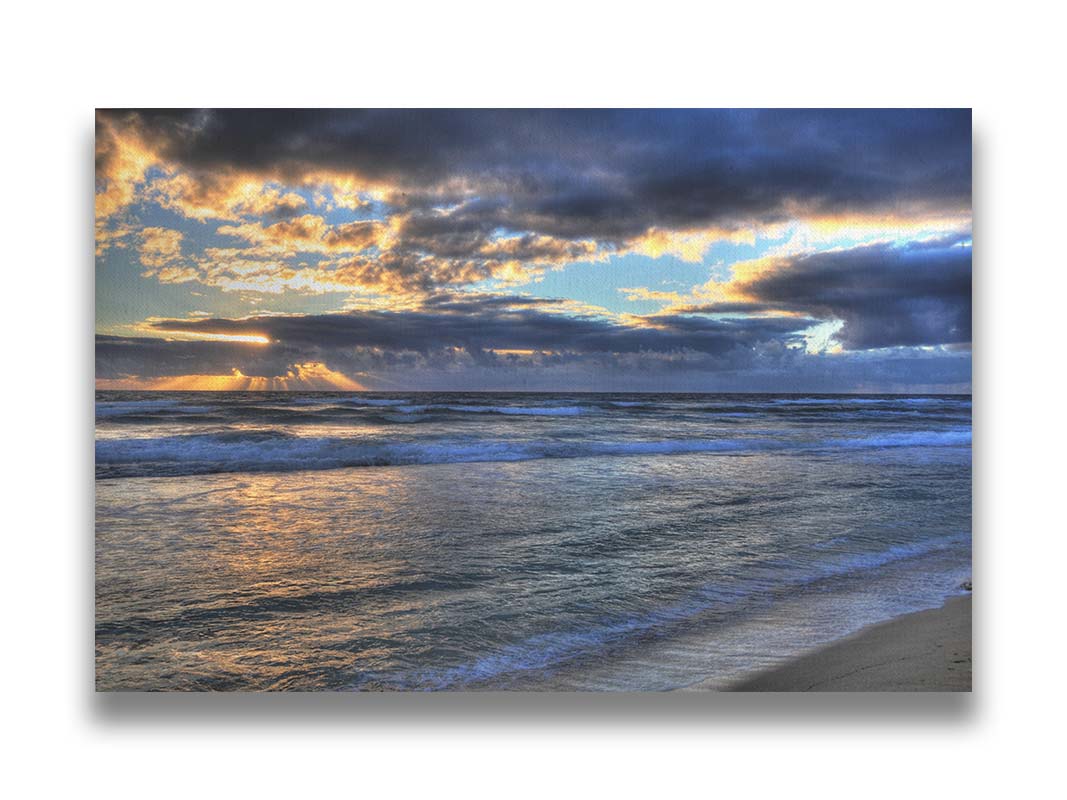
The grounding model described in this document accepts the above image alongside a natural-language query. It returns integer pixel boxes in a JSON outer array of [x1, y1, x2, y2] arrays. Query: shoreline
[[703, 594, 971, 692]]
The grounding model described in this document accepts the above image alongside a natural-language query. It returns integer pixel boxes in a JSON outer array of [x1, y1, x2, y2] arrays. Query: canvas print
[[95, 109, 972, 691]]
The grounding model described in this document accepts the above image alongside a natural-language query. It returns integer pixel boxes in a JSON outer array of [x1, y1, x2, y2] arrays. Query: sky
[[95, 109, 971, 392]]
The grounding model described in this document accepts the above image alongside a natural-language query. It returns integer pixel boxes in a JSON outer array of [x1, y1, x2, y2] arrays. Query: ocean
[[95, 391, 972, 691]]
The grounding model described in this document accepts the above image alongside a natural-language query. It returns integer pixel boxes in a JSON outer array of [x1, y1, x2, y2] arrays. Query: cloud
[[131, 292, 816, 357], [94, 113, 157, 221], [96, 289, 971, 392], [94, 111, 973, 390], [96, 109, 972, 295], [675, 236, 972, 349], [145, 220, 600, 295], [99, 110, 971, 226], [134, 227, 202, 283], [215, 214, 388, 255], [138, 227, 183, 268]]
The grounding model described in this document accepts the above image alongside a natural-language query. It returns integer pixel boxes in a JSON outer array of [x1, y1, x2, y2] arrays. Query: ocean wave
[[441, 404, 586, 416], [96, 400, 220, 417], [292, 397, 411, 407], [769, 396, 969, 406], [833, 429, 971, 448], [368, 404, 587, 416], [350, 530, 971, 690], [286, 400, 588, 416], [96, 400, 184, 417], [95, 433, 749, 477], [96, 395, 972, 424], [96, 426, 970, 478], [346, 397, 410, 406]]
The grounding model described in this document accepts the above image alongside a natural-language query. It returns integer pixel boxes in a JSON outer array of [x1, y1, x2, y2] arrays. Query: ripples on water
[[95, 392, 972, 690]]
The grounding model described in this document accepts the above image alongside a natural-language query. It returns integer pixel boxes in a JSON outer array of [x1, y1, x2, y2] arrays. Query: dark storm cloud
[[98, 109, 971, 243], [681, 237, 972, 349], [95, 335, 306, 379], [95, 329, 971, 393], [96, 291, 832, 385], [134, 293, 818, 358]]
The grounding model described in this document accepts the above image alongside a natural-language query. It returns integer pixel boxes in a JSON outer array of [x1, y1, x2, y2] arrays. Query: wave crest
[[96, 427, 970, 478]]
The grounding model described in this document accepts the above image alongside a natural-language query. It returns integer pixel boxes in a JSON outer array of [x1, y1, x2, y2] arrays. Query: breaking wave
[[350, 530, 971, 690], [96, 427, 970, 478]]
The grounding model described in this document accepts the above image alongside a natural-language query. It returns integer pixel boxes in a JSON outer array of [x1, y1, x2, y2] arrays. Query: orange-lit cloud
[[94, 115, 158, 222], [153, 330, 272, 344], [761, 210, 973, 258], [138, 227, 183, 268], [95, 114, 391, 228], [216, 215, 389, 255], [150, 171, 313, 222], [626, 226, 756, 263]]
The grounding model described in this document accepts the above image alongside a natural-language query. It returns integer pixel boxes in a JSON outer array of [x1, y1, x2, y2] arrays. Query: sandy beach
[[719, 594, 972, 691]]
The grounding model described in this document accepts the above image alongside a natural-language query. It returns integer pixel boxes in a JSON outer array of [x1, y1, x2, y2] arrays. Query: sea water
[[95, 392, 972, 690]]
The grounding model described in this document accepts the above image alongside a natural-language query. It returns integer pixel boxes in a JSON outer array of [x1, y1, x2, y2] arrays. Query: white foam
[[835, 429, 972, 448], [96, 426, 971, 477], [378, 404, 586, 416], [96, 400, 183, 417]]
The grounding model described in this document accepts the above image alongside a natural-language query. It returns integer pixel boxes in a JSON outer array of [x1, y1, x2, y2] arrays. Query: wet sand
[[720, 594, 972, 691]]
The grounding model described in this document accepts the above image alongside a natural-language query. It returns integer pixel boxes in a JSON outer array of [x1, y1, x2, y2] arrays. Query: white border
[[5, 1, 1062, 796]]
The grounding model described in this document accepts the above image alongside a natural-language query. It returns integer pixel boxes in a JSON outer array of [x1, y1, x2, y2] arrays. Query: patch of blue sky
[[96, 210, 352, 335], [95, 244, 207, 333], [502, 235, 777, 314], [497, 253, 700, 315], [96, 243, 349, 334]]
